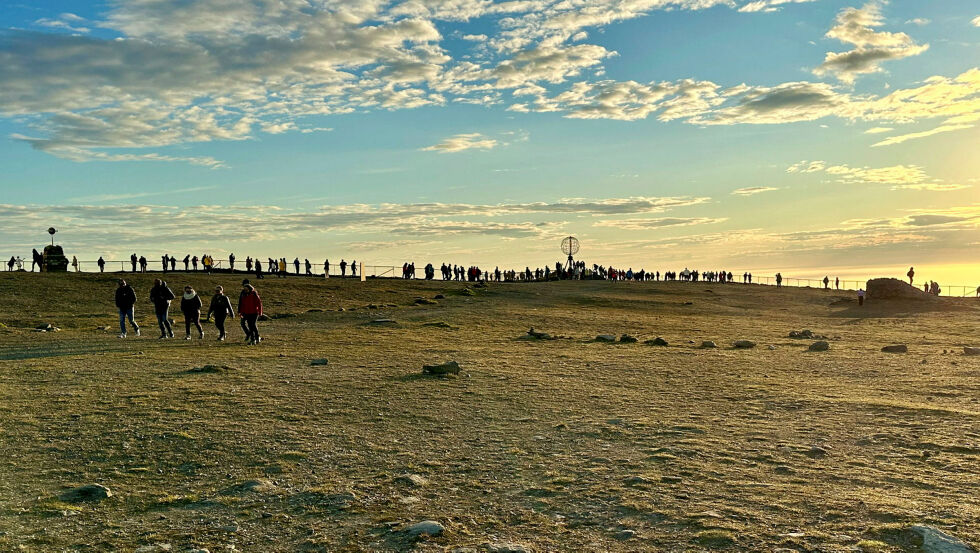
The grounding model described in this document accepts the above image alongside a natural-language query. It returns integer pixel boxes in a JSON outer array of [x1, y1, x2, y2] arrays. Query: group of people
[[114, 278, 264, 344]]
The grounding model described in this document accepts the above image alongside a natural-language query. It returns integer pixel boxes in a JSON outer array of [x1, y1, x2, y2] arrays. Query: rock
[[700, 341, 717, 348], [645, 337, 669, 346], [526, 327, 552, 339], [483, 544, 530, 553], [774, 465, 794, 475], [309, 358, 329, 366], [414, 298, 437, 305], [59, 484, 112, 503], [804, 446, 829, 458], [908, 525, 975, 553], [619, 334, 638, 343], [434, 294, 445, 299], [767, 345, 777, 350], [624, 476, 652, 486], [808, 341, 830, 352], [733, 340, 756, 349], [422, 361, 461, 376], [219, 523, 240, 533], [595, 334, 617, 342], [395, 474, 428, 488], [220, 479, 277, 495], [613, 530, 636, 541], [36, 323, 55, 331], [460, 288, 476, 296], [407, 520, 444, 537], [882, 344, 909, 353], [964, 347, 980, 356], [867, 278, 936, 301], [188, 365, 235, 373], [789, 329, 814, 339]]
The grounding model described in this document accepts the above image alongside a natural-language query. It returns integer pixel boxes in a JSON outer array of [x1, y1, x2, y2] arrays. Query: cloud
[[594, 217, 726, 229], [786, 160, 969, 191], [864, 126, 893, 134], [905, 18, 930, 26], [813, 2, 929, 83], [421, 132, 499, 153], [973, 16, 980, 27], [786, 160, 826, 173], [738, 0, 817, 14], [732, 186, 779, 195]]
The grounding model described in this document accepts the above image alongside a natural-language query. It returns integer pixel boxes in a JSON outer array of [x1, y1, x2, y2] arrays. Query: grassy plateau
[[0, 271, 978, 552]]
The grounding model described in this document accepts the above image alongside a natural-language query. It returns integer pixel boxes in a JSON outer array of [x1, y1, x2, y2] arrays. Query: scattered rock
[[624, 476, 652, 487], [645, 337, 669, 346], [733, 340, 756, 349], [219, 523, 240, 533], [483, 544, 530, 553], [619, 334, 638, 343], [60, 484, 112, 503], [407, 520, 444, 537], [414, 298, 438, 305], [220, 479, 277, 495], [908, 525, 975, 553], [309, 358, 329, 366], [526, 327, 552, 340], [434, 294, 445, 299], [767, 345, 777, 350], [789, 329, 814, 339], [595, 335, 617, 343], [804, 446, 829, 458], [774, 465, 794, 475], [36, 323, 57, 331], [882, 344, 909, 353], [964, 347, 980, 356], [700, 341, 718, 349], [613, 530, 636, 541], [188, 365, 235, 373], [395, 474, 428, 488], [422, 361, 461, 376], [808, 341, 830, 352]]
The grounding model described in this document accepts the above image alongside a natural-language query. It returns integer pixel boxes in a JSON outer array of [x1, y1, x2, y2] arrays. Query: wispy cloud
[[422, 133, 499, 153], [732, 186, 780, 196]]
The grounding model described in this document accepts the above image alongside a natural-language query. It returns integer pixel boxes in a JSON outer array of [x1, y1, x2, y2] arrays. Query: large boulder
[[866, 278, 934, 300]]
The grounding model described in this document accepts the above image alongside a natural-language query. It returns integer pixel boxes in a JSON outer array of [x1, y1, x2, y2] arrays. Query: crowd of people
[[114, 278, 264, 344]]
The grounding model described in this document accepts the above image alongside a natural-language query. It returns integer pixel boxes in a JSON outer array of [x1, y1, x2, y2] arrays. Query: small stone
[[219, 523, 239, 533], [619, 334, 638, 343], [595, 334, 617, 342], [484, 544, 530, 553], [963, 347, 980, 356], [808, 341, 830, 352], [309, 358, 329, 366], [407, 520, 444, 537], [395, 474, 428, 488], [804, 445, 829, 458], [767, 345, 777, 350], [908, 525, 974, 553], [774, 465, 794, 475], [882, 344, 909, 353], [434, 294, 445, 299], [624, 476, 652, 486], [733, 340, 756, 349], [36, 323, 55, 331], [59, 484, 112, 503], [422, 361, 461, 376], [700, 341, 717, 348], [613, 530, 636, 541], [645, 337, 668, 346]]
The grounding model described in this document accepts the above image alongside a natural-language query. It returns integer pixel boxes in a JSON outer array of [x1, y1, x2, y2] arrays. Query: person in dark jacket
[[97, 256, 105, 272], [115, 279, 140, 338], [206, 285, 235, 341], [149, 279, 176, 338], [238, 283, 263, 345], [130, 253, 138, 273], [180, 285, 204, 339]]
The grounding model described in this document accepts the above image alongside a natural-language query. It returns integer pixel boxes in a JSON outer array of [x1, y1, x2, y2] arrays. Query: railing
[[7, 259, 979, 297]]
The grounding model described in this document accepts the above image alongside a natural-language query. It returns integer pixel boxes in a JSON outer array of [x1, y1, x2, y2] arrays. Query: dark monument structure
[[42, 227, 69, 272]]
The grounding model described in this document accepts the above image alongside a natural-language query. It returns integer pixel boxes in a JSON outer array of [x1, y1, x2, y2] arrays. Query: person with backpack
[[180, 285, 204, 340], [206, 285, 235, 341], [115, 279, 140, 338], [149, 279, 176, 339], [238, 283, 263, 345]]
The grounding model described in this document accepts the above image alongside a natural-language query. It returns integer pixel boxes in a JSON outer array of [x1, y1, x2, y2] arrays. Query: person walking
[[6, 256, 13, 271], [180, 285, 204, 340], [255, 259, 264, 279], [31, 249, 41, 271], [97, 256, 105, 273], [149, 278, 176, 338], [305, 258, 312, 276], [238, 282, 263, 345], [207, 285, 235, 341], [775, 273, 783, 287], [115, 279, 140, 338], [858, 288, 865, 306], [162, 254, 169, 274], [183, 255, 190, 271], [907, 266, 915, 285]]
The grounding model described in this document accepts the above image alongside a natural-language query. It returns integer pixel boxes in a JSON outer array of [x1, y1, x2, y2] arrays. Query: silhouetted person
[[183, 255, 190, 271], [775, 273, 783, 287], [351, 260, 357, 278], [823, 276, 829, 289], [97, 257, 105, 273], [31, 249, 40, 272], [192, 255, 199, 271], [835, 277, 839, 290], [305, 258, 312, 275], [162, 254, 169, 274], [170, 256, 176, 271], [7, 257, 14, 271], [340, 259, 347, 277], [323, 259, 329, 278], [229, 253, 236, 271], [294, 257, 300, 274], [858, 288, 865, 306], [907, 266, 915, 285], [139, 256, 147, 273], [130, 253, 138, 273], [255, 259, 264, 279]]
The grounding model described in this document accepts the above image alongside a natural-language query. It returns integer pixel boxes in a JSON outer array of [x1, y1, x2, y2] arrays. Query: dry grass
[[1, 272, 979, 552]]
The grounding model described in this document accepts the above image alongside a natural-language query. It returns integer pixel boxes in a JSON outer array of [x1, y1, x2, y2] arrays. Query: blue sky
[[1, 0, 979, 282]]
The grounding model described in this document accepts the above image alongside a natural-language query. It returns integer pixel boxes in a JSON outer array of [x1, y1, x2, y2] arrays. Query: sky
[[1, 0, 979, 283]]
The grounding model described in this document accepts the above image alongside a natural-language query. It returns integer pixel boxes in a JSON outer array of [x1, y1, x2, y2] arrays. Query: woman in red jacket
[[238, 283, 263, 345]]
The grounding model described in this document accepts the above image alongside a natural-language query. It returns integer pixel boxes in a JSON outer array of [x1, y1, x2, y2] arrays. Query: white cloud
[[972, 16, 980, 27], [864, 126, 893, 134], [421, 132, 499, 153], [732, 186, 779, 195], [814, 2, 929, 83], [786, 160, 969, 191], [738, 0, 817, 14]]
